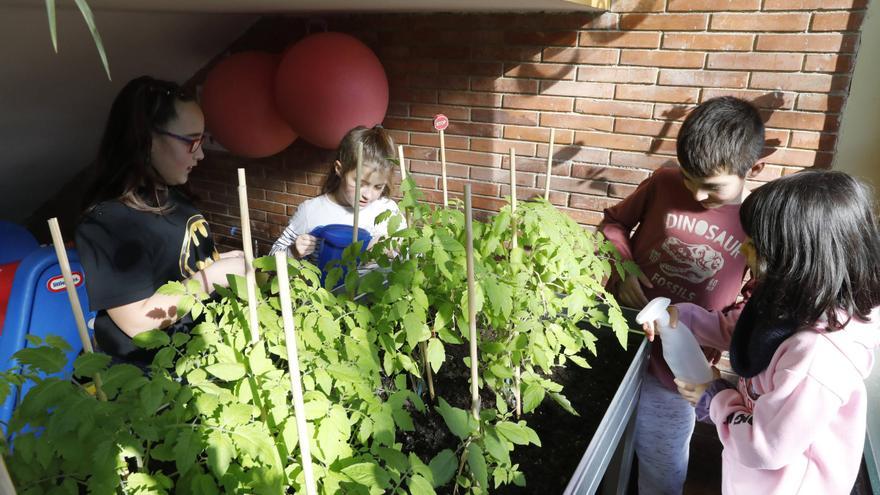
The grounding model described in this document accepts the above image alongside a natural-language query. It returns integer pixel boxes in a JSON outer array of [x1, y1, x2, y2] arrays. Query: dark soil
[[399, 321, 641, 494]]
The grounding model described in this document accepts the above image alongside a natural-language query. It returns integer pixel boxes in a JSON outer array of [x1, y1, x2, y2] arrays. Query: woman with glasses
[[75, 76, 246, 367]]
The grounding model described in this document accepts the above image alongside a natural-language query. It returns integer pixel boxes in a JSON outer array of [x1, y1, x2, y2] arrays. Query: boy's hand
[[640, 304, 678, 342], [675, 366, 721, 405], [618, 272, 654, 308], [294, 234, 318, 258]]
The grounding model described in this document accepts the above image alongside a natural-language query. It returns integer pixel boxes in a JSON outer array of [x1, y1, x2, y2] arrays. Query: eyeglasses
[[154, 129, 204, 153]]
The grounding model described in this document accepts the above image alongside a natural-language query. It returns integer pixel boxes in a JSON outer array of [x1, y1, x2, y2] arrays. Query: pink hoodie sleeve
[[675, 302, 741, 351], [708, 368, 843, 470], [597, 172, 657, 262]]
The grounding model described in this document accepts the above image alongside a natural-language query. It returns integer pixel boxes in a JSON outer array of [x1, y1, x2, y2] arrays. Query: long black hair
[[740, 170, 880, 330], [82, 76, 195, 214]]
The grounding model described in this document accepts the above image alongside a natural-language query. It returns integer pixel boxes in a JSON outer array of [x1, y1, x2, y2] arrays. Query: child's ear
[[334, 160, 343, 177], [747, 161, 765, 179]]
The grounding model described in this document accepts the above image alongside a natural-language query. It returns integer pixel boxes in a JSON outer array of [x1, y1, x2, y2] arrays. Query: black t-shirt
[[75, 190, 219, 366]]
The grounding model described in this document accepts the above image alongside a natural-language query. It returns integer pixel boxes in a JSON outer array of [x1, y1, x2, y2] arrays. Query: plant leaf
[[204, 363, 246, 382], [71, 0, 111, 80], [428, 449, 457, 487]]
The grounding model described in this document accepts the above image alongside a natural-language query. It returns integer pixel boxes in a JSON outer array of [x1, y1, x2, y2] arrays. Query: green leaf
[[156, 281, 186, 296], [133, 330, 170, 350], [435, 398, 474, 441], [428, 449, 457, 487], [341, 461, 391, 489], [494, 421, 538, 446], [568, 354, 591, 369], [44, 335, 72, 352], [425, 338, 445, 373], [489, 363, 513, 379], [72, 0, 111, 80], [403, 311, 430, 349], [522, 383, 545, 414], [191, 473, 221, 495], [482, 427, 510, 464], [549, 391, 579, 417], [14, 346, 66, 374], [206, 431, 234, 478], [204, 363, 246, 382], [467, 443, 488, 490], [408, 474, 436, 495], [127, 472, 172, 493], [44, 0, 58, 52], [174, 427, 202, 476]]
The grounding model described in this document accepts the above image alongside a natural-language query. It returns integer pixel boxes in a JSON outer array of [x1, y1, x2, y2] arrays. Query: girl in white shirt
[[269, 125, 403, 259]]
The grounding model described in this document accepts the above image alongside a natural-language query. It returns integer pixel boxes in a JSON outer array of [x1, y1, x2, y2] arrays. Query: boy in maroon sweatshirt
[[599, 97, 765, 495]]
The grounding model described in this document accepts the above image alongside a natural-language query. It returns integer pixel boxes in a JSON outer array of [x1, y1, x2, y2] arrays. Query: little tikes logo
[[47, 272, 83, 293]]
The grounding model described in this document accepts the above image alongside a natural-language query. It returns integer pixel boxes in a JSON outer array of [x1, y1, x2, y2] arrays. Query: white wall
[[834, 0, 880, 188], [0, 6, 255, 223]]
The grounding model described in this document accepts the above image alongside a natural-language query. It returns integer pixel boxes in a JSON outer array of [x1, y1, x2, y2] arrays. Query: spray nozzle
[[635, 297, 671, 327]]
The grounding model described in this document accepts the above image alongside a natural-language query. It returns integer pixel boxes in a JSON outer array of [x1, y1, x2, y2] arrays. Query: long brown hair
[[321, 125, 395, 197], [82, 76, 196, 214]]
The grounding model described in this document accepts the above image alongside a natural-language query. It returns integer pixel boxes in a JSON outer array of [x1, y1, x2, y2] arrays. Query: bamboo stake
[[508, 149, 522, 418], [0, 455, 16, 495], [440, 129, 448, 207], [274, 252, 318, 495], [353, 142, 363, 245], [47, 218, 106, 401], [237, 169, 260, 344], [544, 128, 556, 201], [400, 145, 435, 401], [464, 184, 480, 421]]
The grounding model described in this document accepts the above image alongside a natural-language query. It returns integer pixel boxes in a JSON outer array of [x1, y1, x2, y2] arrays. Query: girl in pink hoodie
[[644, 170, 880, 494]]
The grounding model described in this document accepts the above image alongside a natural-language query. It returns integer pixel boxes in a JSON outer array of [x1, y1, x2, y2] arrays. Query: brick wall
[[187, 1, 867, 253]]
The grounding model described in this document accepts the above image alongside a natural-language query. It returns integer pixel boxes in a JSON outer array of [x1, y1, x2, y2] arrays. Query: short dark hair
[[740, 170, 880, 330], [677, 96, 765, 178], [322, 125, 396, 197]]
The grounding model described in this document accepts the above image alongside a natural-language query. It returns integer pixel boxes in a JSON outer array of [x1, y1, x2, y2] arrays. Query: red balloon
[[201, 51, 296, 158], [276, 33, 389, 149]]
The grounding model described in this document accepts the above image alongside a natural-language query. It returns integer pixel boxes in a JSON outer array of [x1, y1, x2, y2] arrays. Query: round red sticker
[[433, 114, 449, 131]]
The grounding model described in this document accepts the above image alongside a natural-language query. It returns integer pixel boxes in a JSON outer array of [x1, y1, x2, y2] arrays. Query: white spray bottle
[[635, 297, 715, 384]]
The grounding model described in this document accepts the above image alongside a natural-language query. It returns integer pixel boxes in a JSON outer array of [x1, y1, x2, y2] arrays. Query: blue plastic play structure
[[310, 224, 372, 284], [0, 221, 94, 433]]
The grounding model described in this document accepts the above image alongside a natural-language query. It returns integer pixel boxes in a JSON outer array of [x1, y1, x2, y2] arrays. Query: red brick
[[385, 60, 439, 76], [543, 47, 620, 65], [503, 95, 574, 112], [471, 77, 539, 94], [470, 46, 543, 63], [667, 0, 759, 10], [572, 164, 650, 184], [500, 184, 568, 206], [445, 121, 503, 138], [411, 104, 468, 120], [539, 80, 615, 99], [609, 183, 638, 198], [557, 206, 605, 227], [437, 61, 504, 77], [447, 179, 500, 197], [389, 87, 438, 104], [472, 109, 539, 126], [574, 131, 655, 152], [750, 72, 834, 93], [764, 129, 791, 148], [756, 34, 856, 53], [803, 54, 854, 73], [710, 13, 810, 32], [411, 173, 439, 190], [614, 118, 681, 137], [610, 151, 678, 170], [610, 0, 666, 12], [790, 131, 836, 150], [411, 45, 470, 60], [763, 0, 867, 9], [470, 166, 536, 187], [764, 111, 839, 132], [616, 85, 700, 104], [383, 117, 435, 134], [505, 156, 561, 175], [404, 146, 438, 161], [762, 148, 831, 168], [811, 11, 865, 32], [543, 175, 609, 196], [540, 113, 615, 132], [445, 150, 503, 168], [577, 66, 658, 84], [286, 183, 321, 197], [653, 103, 698, 122], [504, 63, 576, 80], [580, 31, 662, 49], [439, 91, 501, 108], [796, 94, 846, 112], [407, 74, 469, 90], [701, 89, 796, 109], [387, 102, 408, 117], [569, 194, 622, 211], [471, 138, 538, 157], [266, 190, 298, 205], [410, 159, 469, 178], [620, 49, 705, 68], [410, 132, 469, 151], [576, 98, 654, 119], [659, 69, 749, 88], [662, 33, 755, 51], [247, 198, 286, 216], [504, 126, 575, 144], [620, 14, 709, 31], [537, 145, 610, 165], [505, 31, 579, 46], [707, 53, 803, 72], [526, 13, 618, 30]]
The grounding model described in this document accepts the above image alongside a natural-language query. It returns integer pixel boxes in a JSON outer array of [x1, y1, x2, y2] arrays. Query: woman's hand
[[294, 234, 318, 258], [618, 272, 653, 308], [674, 366, 722, 406], [640, 305, 678, 342]]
